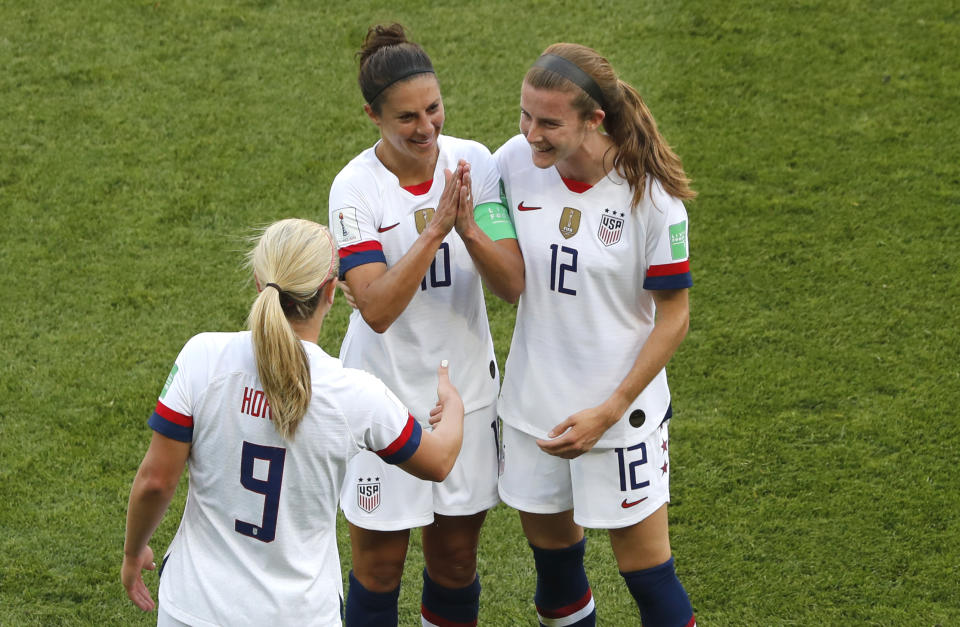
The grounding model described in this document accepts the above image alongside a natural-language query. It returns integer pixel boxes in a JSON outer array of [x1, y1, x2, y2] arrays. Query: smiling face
[[367, 73, 444, 173], [518, 81, 595, 171]]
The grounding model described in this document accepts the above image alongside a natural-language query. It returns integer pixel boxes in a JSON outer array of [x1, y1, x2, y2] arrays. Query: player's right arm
[[332, 165, 465, 333], [398, 361, 464, 481], [122, 431, 190, 611], [122, 340, 199, 611], [351, 362, 464, 482]]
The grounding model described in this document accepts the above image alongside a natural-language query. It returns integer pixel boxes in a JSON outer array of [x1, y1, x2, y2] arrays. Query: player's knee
[[353, 556, 405, 592], [425, 545, 478, 588]]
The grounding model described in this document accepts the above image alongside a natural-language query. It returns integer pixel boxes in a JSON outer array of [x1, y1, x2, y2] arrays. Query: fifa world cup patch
[[335, 207, 362, 245], [357, 477, 381, 513], [559, 207, 581, 239], [598, 208, 625, 246], [669, 221, 688, 260], [415, 208, 436, 234]]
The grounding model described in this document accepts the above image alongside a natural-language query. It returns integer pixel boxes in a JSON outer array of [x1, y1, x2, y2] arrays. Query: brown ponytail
[[526, 43, 695, 208], [247, 219, 338, 439]]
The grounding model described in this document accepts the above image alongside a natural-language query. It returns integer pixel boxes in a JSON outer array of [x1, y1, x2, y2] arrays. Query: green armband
[[474, 201, 517, 241]]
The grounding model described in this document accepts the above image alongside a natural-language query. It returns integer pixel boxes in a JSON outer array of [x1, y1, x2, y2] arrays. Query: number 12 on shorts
[[236, 441, 286, 543], [615, 442, 649, 492]]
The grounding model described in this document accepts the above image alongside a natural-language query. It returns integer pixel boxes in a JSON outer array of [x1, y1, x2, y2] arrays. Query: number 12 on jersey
[[236, 441, 286, 543], [549, 244, 578, 295]]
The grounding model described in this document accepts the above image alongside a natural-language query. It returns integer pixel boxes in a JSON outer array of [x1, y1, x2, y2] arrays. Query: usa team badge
[[414, 208, 436, 234], [357, 478, 381, 513], [598, 209, 625, 246], [559, 207, 581, 239]]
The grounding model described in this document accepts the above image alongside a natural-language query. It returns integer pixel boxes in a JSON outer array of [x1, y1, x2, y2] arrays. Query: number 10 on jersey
[[421, 242, 451, 291]]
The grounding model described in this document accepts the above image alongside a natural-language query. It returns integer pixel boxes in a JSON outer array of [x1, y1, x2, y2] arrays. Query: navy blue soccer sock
[[530, 538, 596, 626], [420, 568, 481, 626], [620, 556, 695, 627], [345, 570, 400, 627]]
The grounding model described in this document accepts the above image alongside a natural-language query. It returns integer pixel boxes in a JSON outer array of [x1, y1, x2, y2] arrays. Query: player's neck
[[290, 305, 327, 345], [375, 142, 438, 187], [555, 131, 615, 186]]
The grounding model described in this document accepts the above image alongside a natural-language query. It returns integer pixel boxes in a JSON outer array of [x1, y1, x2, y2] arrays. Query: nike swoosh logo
[[621, 497, 648, 509], [377, 222, 400, 233], [517, 202, 541, 211]]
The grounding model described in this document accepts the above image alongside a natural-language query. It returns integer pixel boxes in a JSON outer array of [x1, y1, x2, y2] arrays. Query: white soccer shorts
[[341, 404, 500, 530], [498, 419, 671, 529]]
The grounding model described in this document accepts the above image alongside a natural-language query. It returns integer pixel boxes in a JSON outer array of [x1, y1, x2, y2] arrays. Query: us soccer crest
[[357, 478, 381, 513], [414, 208, 436, 234], [598, 208, 625, 246], [559, 207, 581, 239]]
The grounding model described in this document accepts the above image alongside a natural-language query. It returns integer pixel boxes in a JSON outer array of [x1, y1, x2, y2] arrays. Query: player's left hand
[[453, 162, 476, 236], [121, 544, 157, 611], [536, 405, 618, 459]]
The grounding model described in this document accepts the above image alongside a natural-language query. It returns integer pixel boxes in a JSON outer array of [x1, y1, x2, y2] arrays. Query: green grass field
[[1, 1, 958, 624]]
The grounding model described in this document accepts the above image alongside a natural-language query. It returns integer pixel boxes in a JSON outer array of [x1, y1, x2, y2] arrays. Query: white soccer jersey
[[148, 332, 418, 627], [494, 134, 692, 447], [329, 135, 501, 422]]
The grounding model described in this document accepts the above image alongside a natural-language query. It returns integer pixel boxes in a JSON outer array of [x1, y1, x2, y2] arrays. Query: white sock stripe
[[536, 597, 596, 627]]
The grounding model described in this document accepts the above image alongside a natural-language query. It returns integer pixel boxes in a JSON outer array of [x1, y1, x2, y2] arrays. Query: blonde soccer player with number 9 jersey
[[121, 219, 465, 626]]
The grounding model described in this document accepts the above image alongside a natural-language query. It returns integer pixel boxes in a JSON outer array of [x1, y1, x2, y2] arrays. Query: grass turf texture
[[1, 0, 958, 624]]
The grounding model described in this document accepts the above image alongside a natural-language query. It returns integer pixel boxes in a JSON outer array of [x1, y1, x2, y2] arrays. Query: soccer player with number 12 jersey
[[494, 44, 698, 627]]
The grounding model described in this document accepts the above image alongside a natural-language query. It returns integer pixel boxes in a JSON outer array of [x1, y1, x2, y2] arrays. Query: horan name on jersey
[[240, 387, 272, 421]]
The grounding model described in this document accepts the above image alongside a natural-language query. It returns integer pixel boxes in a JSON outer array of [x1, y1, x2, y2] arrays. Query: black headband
[[532, 54, 606, 110], [362, 67, 435, 104]]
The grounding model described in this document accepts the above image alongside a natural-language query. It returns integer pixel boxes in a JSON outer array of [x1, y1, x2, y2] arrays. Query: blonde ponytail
[[247, 219, 338, 439]]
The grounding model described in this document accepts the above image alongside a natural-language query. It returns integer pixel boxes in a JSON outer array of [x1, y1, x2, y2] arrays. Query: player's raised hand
[[121, 544, 157, 611], [429, 360, 463, 426], [431, 162, 465, 235], [454, 162, 476, 236], [536, 404, 619, 459]]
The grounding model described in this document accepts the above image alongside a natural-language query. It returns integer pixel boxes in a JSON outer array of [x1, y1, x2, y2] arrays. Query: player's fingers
[[536, 438, 568, 457], [141, 546, 156, 570], [436, 359, 450, 380], [536, 435, 563, 450], [547, 420, 574, 439], [448, 166, 463, 188], [126, 578, 152, 611], [461, 175, 473, 206], [136, 591, 156, 612], [131, 588, 149, 610], [439, 170, 461, 212]]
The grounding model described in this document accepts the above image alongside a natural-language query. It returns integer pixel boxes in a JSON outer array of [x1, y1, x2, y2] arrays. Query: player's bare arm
[[399, 361, 464, 481], [453, 166, 525, 303], [346, 165, 464, 332], [537, 288, 689, 459], [122, 432, 190, 611]]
